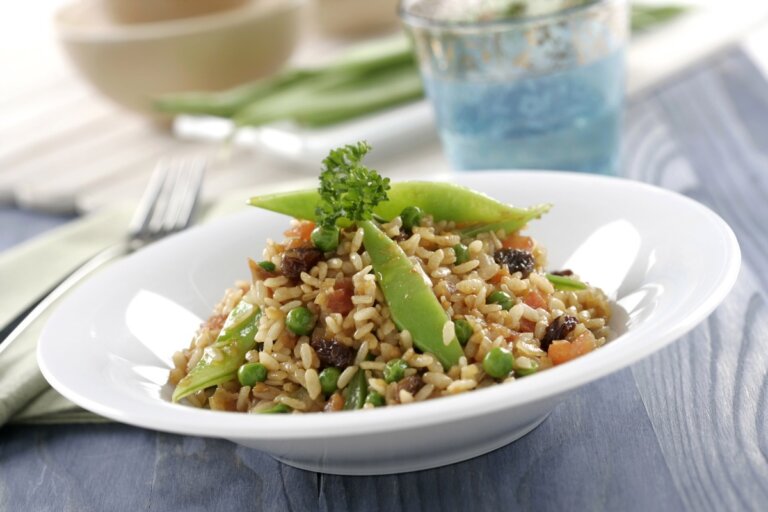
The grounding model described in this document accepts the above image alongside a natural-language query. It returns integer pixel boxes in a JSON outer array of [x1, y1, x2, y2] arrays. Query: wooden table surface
[[2, 45, 768, 511]]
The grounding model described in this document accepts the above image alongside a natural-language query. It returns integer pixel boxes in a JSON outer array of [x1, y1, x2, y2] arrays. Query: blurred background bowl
[[103, 0, 250, 24], [313, 0, 400, 37], [55, 0, 306, 120]]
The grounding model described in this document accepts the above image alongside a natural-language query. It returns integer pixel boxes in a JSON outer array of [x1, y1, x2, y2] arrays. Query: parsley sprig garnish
[[315, 141, 391, 229]]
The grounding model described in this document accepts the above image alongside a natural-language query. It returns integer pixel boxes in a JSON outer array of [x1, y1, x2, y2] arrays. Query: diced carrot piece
[[502, 234, 533, 251], [548, 340, 576, 365], [284, 221, 316, 241], [489, 267, 510, 284], [524, 290, 547, 309], [519, 318, 536, 333], [548, 331, 597, 365], [327, 277, 354, 314]]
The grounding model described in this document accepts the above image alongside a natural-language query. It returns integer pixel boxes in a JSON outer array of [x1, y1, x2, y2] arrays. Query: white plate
[[37, 171, 740, 475]]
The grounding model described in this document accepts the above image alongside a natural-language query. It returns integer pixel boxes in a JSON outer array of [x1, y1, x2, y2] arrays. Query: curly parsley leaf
[[315, 142, 391, 228]]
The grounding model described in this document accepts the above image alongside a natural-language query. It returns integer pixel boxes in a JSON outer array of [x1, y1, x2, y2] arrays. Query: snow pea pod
[[343, 368, 368, 410], [172, 300, 262, 402], [249, 182, 550, 235], [360, 220, 464, 368]]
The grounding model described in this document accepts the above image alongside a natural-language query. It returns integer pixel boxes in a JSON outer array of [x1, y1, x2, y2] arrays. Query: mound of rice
[[169, 214, 611, 413]]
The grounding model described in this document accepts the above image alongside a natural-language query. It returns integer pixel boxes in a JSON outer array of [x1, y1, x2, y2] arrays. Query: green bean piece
[[234, 65, 423, 128], [153, 69, 313, 117], [286, 306, 315, 336], [173, 301, 262, 402], [343, 368, 368, 410], [248, 182, 550, 235], [483, 347, 514, 379], [383, 359, 409, 383], [311, 225, 340, 252], [255, 403, 291, 414], [319, 367, 342, 395], [454, 318, 473, 346], [488, 291, 514, 311], [237, 362, 267, 386], [258, 261, 276, 272], [545, 273, 588, 291], [360, 220, 464, 368], [453, 243, 469, 265], [366, 390, 385, 407], [400, 206, 424, 231], [513, 356, 540, 377]]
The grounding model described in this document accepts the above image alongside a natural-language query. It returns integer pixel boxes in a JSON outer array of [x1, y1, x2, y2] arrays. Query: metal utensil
[[0, 157, 206, 357]]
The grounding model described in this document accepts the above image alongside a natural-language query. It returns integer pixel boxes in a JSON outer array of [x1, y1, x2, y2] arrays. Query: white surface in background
[[2, 0, 768, 214]]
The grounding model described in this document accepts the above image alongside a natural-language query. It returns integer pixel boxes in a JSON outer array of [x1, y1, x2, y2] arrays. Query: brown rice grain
[[276, 396, 307, 410], [355, 341, 370, 364], [414, 383, 435, 401], [237, 386, 251, 412], [423, 372, 452, 389], [360, 361, 385, 371], [300, 343, 315, 369], [305, 369, 322, 400], [264, 276, 289, 288], [447, 379, 477, 393], [259, 352, 280, 371], [337, 366, 359, 389], [354, 322, 375, 340], [399, 389, 415, 404]]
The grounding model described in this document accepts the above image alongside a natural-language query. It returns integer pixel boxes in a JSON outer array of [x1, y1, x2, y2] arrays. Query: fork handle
[[0, 243, 129, 358]]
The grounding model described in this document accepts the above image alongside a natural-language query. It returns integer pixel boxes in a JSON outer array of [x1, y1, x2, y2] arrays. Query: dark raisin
[[310, 331, 356, 369], [281, 247, 323, 280], [391, 232, 409, 242], [493, 249, 535, 278], [540, 315, 578, 351], [397, 375, 424, 395], [550, 269, 573, 276]]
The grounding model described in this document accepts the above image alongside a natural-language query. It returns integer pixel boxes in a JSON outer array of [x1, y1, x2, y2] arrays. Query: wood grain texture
[[2, 46, 768, 511], [622, 49, 768, 512]]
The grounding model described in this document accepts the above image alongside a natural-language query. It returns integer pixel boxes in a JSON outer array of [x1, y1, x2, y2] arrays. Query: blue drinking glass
[[400, 0, 628, 174]]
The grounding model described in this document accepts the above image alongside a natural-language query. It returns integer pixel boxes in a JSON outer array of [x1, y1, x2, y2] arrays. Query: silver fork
[[0, 158, 206, 357]]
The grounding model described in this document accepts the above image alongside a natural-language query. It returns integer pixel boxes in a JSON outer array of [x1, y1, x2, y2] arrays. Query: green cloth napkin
[[0, 189, 281, 426]]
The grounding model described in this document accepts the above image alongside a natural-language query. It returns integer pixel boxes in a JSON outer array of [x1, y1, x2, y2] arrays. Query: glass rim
[[399, 0, 621, 31]]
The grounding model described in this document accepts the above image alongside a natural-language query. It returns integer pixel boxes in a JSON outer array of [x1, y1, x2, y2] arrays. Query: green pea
[[453, 243, 469, 265], [454, 318, 473, 346], [237, 362, 268, 386], [482, 347, 514, 379], [400, 206, 424, 231], [319, 367, 341, 395], [258, 260, 276, 272], [286, 306, 315, 335], [311, 225, 340, 252], [514, 356, 539, 377], [365, 390, 385, 407], [488, 290, 513, 311], [383, 358, 408, 383]]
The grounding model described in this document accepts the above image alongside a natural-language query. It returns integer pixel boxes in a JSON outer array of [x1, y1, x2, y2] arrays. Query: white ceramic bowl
[[55, 0, 306, 118], [37, 172, 740, 475]]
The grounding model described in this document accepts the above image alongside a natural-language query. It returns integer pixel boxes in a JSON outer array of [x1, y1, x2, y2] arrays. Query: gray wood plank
[[0, 425, 319, 512], [318, 370, 685, 512], [623, 49, 768, 512]]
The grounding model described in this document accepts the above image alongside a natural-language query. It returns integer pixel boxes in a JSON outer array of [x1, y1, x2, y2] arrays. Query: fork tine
[[179, 159, 206, 230], [147, 163, 176, 239], [127, 161, 167, 239], [163, 158, 206, 234]]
